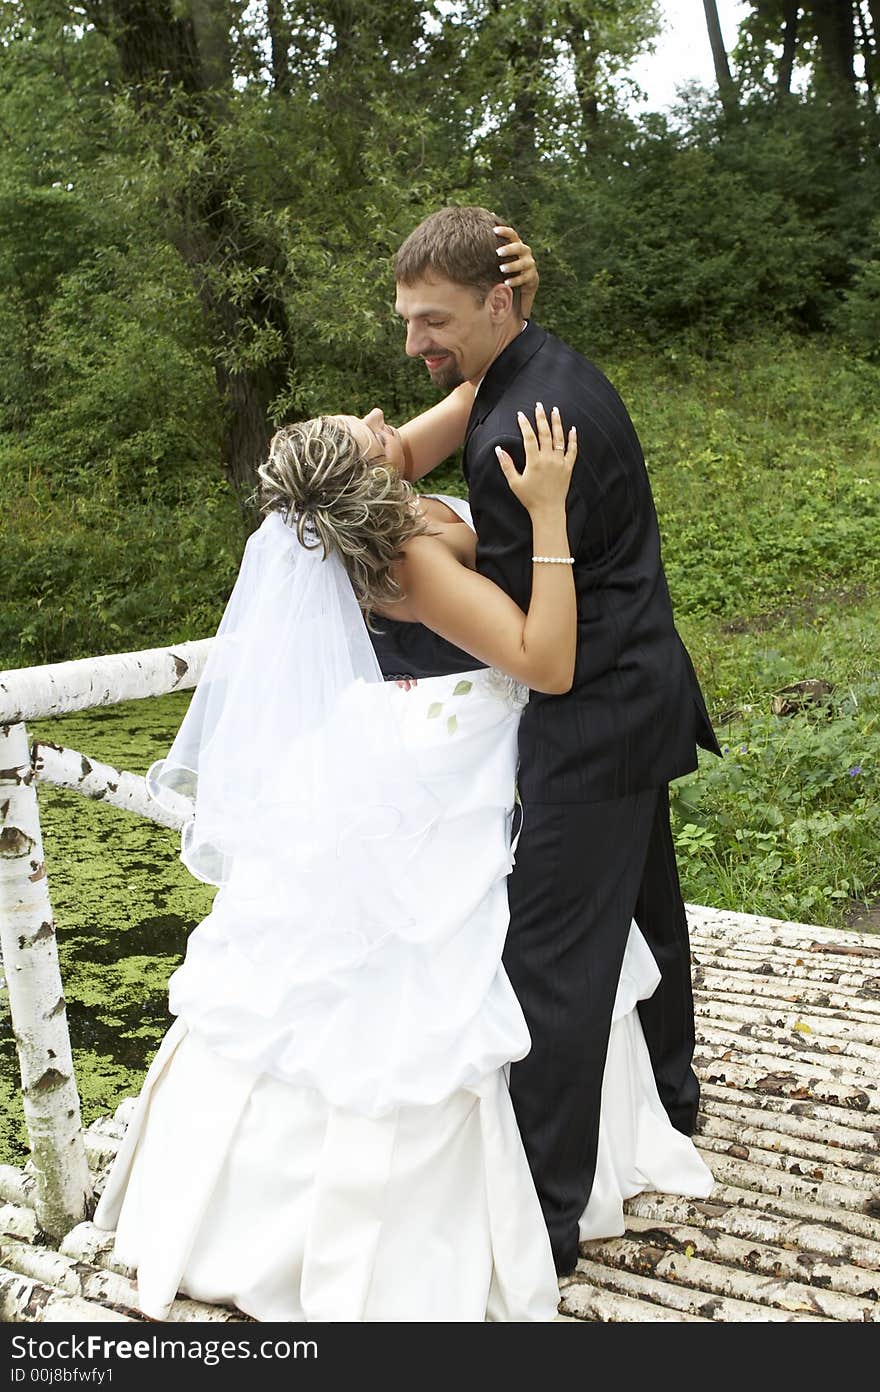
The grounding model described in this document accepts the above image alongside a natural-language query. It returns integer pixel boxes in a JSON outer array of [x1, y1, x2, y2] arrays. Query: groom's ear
[[486, 281, 515, 322]]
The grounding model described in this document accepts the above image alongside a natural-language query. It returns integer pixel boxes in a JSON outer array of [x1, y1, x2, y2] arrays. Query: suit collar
[[465, 320, 547, 445]]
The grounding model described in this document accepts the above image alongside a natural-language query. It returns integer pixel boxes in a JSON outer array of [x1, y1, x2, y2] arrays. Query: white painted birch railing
[[0, 640, 211, 1239]]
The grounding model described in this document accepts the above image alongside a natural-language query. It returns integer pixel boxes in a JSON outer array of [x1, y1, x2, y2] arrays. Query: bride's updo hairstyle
[[256, 416, 427, 619]]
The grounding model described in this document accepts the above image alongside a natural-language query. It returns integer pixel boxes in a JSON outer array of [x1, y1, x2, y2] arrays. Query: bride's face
[[333, 412, 406, 475]]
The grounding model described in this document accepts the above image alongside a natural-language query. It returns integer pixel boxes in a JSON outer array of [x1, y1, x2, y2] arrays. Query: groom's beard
[[425, 356, 465, 392]]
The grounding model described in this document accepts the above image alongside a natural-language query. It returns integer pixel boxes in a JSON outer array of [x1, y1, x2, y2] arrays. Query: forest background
[[0, 1, 879, 1150]]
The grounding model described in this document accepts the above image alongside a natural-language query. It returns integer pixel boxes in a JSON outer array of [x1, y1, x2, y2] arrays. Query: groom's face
[[395, 274, 509, 392]]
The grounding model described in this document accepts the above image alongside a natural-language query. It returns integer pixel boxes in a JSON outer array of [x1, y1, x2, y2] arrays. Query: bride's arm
[[396, 228, 539, 483], [398, 382, 476, 483], [389, 406, 578, 695]]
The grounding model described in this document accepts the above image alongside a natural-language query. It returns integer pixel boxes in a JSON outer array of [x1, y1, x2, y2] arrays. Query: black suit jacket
[[464, 321, 720, 803]]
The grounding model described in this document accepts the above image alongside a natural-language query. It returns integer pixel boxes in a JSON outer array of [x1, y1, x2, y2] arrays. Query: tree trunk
[[189, 0, 234, 92], [266, 0, 292, 93], [321, 1, 376, 182], [502, 4, 546, 203], [564, 6, 600, 141], [100, 0, 203, 98], [777, 0, 800, 99], [702, 0, 739, 117], [810, 0, 858, 96], [172, 207, 291, 499], [97, 1, 293, 500]]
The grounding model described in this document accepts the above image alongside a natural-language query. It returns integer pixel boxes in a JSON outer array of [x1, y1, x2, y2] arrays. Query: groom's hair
[[393, 205, 522, 314]]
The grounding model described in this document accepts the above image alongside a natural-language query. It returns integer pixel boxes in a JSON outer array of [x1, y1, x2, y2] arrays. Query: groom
[[378, 205, 720, 1276]]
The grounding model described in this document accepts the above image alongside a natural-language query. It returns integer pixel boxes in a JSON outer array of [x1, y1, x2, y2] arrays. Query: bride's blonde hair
[[256, 417, 427, 619]]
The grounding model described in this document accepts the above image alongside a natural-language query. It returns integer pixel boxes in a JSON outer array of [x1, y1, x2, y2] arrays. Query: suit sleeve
[[472, 429, 591, 566]]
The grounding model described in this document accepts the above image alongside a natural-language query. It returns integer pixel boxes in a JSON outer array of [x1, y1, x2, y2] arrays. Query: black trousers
[[502, 786, 699, 1276]]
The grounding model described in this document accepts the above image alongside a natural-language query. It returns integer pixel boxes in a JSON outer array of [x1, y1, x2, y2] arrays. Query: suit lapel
[[464, 321, 548, 449]]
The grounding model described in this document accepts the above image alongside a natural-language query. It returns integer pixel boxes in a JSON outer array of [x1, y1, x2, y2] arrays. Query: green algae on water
[[0, 692, 217, 1165]]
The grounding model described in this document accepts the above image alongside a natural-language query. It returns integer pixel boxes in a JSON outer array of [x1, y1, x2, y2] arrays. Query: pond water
[[0, 692, 217, 1164]]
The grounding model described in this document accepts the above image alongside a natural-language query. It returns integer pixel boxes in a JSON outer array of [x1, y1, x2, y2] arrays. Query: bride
[[94, 241, 712, 1323]]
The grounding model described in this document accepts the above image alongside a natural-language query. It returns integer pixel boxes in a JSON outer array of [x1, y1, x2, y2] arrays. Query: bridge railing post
[[0, 720, 93, 1239]]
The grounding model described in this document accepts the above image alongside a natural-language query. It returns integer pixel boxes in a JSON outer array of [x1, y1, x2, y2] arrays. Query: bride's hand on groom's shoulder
[[494, 225, 539, 319], [496, 403, 577, 516]]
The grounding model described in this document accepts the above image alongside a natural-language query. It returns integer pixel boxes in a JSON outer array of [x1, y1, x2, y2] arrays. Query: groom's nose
[[404, 322, 428, 357]]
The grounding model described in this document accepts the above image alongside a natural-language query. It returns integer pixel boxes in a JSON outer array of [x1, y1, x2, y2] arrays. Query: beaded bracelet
[[532, 555, 575, 564]]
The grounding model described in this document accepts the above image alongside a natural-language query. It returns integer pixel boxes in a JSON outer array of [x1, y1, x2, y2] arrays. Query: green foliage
[[671, 677, 880, 930], [565, 147, 823, 348], [2, 239, 222, 499], [0, 0, 877, 535], [617, 339, 880, 621], [609, 337, 880, 931], [834, 222, 880, 360], [536, 94, 880, 353], [0, 478, 242, 666]]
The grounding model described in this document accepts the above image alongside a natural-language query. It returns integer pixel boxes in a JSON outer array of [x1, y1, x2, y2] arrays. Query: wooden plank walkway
[[2, 905, 879, 1323]]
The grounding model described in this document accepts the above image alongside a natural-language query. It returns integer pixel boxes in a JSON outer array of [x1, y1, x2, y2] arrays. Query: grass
[[673, 593, 880, 928]]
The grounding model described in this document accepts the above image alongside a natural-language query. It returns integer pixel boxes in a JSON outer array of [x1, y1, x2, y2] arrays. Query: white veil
[[146, 509, 442, 974]]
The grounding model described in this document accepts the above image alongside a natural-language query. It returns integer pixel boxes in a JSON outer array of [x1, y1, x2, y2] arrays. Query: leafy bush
[[834, 223, 880, 361], [1, 478, 242, 667], [671, 680, 880, 928], [0, 235, 221, 504]]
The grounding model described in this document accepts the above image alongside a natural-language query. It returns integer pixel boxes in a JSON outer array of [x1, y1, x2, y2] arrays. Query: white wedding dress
[[94, 497, 712, 1323]]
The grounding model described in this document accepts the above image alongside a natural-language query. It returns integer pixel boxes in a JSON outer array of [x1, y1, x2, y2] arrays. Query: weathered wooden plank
[[582, 1234, 880, 1319], [624, 1192, 880, 1271], [701, 1180, 880, 1243], [695, 1021, 880, 1075], [692, 967, 880, 1015], [0, 1164, 37, 1208], [695, 996, 880, 1046], [59, 1222, 132, 1278], [698, 1083, 880, 1146], [574, 1258, 831, 1321], [697, 1112, 880, 1176], [559, 1277, 708, 1322], [691, 945, 880, 987], [0, 1263, 135, 1322], [0, 1201, 41, 1243], [83, 1133, 122, 1170], [0, 1236, 240, 1323], [691, 934, 880, 964], [696, 1131, 880, 1190], [693, 1056, 875, 1111], [698, 988, 880, 1028], [687, 907, 876, 950], [1, 1237, 141, 1312], [620, 1214, 880, 1300], [694, 1149, 880, 1216]]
